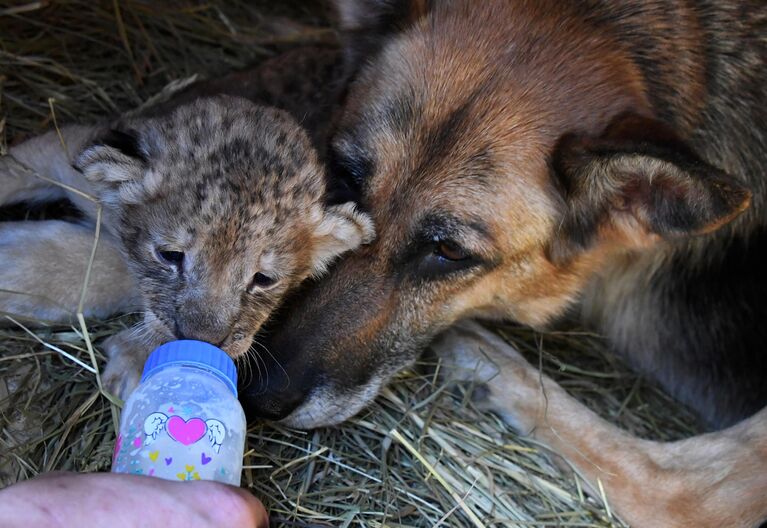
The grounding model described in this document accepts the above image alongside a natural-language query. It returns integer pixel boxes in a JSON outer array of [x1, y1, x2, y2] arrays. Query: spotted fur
[[0, 94, 373, 397]]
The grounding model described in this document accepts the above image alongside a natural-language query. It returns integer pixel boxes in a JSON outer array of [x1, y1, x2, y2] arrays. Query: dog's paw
[[101, 330, 148, 400], [430, 320, 514, 418], [430, 320, 545, 434], [431, 326, 502, 386]]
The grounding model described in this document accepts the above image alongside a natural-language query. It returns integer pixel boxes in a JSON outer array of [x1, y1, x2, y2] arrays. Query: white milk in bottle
[[112, 340, 246, 484]]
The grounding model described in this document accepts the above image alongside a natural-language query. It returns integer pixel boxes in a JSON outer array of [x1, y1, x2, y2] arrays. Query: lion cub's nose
[[174, 314, 230, 347]]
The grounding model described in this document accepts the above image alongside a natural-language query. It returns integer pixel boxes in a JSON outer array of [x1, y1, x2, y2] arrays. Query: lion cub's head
[[75, 96, 373, 358]]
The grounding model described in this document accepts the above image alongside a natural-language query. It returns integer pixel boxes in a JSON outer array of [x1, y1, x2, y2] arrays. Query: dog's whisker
[[251, 337, 287, 387]]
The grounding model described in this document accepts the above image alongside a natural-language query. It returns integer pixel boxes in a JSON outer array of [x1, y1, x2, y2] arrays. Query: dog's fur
[[433, 320, 767, 528], [236, 1, 767, 525]]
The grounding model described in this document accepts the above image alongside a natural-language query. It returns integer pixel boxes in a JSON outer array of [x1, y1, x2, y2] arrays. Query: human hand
[[0, 471, 268, 528]]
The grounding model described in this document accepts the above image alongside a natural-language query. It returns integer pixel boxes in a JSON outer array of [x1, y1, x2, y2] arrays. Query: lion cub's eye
[[156, 249, 185, 269], [249, 272, 279, 291]]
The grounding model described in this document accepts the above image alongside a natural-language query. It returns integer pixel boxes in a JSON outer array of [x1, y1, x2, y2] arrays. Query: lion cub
[[0, 95, 373, 397]]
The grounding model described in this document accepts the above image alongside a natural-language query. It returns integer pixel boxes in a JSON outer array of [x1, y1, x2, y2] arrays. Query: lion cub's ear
[[74, 128, 151, 206], [310, 202, 375, 275]]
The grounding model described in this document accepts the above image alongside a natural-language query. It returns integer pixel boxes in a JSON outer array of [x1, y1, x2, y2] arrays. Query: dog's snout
[[239, 316, 319, 423], [239, 258, 392, 426], [242, 385, 306, 421], [240, 362, 310, 421]]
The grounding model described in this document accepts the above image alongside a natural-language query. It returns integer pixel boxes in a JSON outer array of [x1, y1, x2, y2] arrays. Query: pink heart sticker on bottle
[[167, 416, 207, 446]]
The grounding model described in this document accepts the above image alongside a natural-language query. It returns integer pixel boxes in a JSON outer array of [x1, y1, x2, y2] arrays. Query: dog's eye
[[156, 248, 185, 269], [434, 240, 469, 261], [418, 238, 478, 278], [249, 272, 278, 291]]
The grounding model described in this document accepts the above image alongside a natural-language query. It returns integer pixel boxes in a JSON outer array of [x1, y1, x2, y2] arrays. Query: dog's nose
[[241, 385, 305, 421], [238, 336, 314, 422]]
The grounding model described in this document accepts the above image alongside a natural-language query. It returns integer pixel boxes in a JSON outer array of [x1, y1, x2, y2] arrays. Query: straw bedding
[[0, 2, 701, 526]]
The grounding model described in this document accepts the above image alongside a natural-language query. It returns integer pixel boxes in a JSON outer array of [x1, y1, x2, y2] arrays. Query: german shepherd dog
[[238, 1, 767, 526]]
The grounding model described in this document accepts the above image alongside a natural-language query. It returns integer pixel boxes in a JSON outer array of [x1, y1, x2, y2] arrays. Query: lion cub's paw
[[101, 330, 150, 401]]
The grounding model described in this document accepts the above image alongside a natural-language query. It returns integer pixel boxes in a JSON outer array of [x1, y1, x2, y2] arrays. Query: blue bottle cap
[[141, 340, 238, 397]]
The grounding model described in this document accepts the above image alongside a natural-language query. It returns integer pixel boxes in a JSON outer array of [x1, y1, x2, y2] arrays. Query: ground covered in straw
[[0, 2, 701, 526]]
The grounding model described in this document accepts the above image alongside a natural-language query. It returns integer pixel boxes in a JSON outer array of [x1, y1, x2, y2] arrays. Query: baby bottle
[[112, 340, 246, 484]]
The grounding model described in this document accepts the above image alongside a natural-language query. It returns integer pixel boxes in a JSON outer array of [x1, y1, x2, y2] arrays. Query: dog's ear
[[310, 202, 375, 276], [333, 0, 431, 75], [74, 128, 153, 207], [548, 113, 751, 264]]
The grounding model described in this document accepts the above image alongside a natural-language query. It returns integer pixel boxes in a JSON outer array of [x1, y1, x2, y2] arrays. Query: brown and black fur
[[150, 46, 347, 161], [561, 0, 767, 428], [232, 1, 767, 525], [244, 0, 767, 427]]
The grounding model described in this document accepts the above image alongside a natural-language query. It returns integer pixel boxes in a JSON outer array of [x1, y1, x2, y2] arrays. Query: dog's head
[[242, 0, 751, 426]]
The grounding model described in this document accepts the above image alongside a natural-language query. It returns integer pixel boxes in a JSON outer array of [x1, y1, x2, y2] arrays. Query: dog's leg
[[1, 126, 101, 217], [433, 320, 767, 528], [0, 220, 139, 326]]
